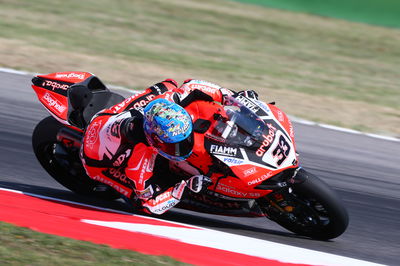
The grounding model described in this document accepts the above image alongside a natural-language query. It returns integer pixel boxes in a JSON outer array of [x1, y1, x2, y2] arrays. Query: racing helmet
[[143, 98, 194, 161]]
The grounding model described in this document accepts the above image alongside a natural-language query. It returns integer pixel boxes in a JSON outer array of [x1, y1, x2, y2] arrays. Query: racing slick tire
[[32, 116, 120, 200], [262, 169, 349, 240]]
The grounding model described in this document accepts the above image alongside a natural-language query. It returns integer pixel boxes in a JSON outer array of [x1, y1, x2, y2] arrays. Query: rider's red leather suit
[[80, 79, 233, 214]]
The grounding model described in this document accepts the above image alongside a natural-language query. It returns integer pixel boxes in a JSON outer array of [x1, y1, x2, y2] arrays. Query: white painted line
[[365, 133, 400, 142], [319, 123, 363, 134], [1, 67, 399, 142], [84, 220, 384, 266], [83, 220, 379, 265], [0, 67, 31, 75], [288, 115, 316, 126], [0, 187, 24, 194]]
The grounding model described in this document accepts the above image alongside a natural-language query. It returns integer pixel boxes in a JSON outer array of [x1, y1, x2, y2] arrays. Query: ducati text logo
[[111, 94, 155, 113], [189, 83, 219, 97], [210, 145, 237, 156], [103, 168, 133, 186]]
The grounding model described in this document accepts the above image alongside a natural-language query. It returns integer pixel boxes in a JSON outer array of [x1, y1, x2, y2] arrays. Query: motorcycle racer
[[32, 71, 349, 240], [80, 78, 257, 214]]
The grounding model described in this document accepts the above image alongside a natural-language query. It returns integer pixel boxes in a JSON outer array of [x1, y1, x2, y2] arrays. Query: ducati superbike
[[31, 72, 348, 240]]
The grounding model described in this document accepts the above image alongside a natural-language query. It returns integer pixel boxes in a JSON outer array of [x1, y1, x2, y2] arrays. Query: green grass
[[0, 0, 399, 136], [233, 0, 400, 28], [0, 222, 188, 265]]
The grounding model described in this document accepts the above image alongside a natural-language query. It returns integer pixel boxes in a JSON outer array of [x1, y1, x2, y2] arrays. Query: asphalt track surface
[[0, 71, 399, 265]]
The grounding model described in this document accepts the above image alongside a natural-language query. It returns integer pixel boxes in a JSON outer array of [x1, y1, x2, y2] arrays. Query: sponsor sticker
[[216, 183, 261, 198], [42, 92, 66, 115], [136, 186, 154, 200], [220, 87, 234, 97], [210, 145, 237, 156], [256, 123, 277, 157], [222, 157, 244, 165], [243, 167, 257, 177], [42, 80, 70, 92], [153, 199, 178, 214], [153, 191, 173, 204], [85, 121, 102, 149], [55, 72, 86, 80], [138, 159, 149, 185], [235, 95, 259, 112], [189, 83, 218, 95], [289, 123, 295, 138], [277, 110, 285, 122], [102, 168, 134, 187], [247, 172, 273, 186]]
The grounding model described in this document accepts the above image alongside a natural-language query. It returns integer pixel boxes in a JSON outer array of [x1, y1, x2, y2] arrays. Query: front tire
[[32, 116, 120, 200], [260, 169, 349, 240]]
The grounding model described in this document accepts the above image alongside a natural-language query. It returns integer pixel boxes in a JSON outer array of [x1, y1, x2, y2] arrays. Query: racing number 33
[[264, 135, 290, 166], [272, 135, 290, 166]]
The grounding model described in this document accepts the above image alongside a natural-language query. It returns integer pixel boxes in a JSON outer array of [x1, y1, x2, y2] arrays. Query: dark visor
[[152, 133, 194, 158]]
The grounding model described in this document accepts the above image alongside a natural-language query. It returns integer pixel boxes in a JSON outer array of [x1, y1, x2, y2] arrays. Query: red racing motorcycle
[[31, 72, 348, 240]]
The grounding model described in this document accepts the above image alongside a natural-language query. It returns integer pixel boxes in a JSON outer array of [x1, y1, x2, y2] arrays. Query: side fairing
[[183, 98, 299, 199], [205, 98, 298, 191]]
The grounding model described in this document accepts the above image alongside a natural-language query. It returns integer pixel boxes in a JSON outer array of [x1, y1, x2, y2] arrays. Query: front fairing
[[204, 96, 298, 188]]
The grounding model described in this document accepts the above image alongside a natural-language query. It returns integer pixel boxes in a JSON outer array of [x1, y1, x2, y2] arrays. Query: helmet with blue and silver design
[[143, 98, 194, 161]]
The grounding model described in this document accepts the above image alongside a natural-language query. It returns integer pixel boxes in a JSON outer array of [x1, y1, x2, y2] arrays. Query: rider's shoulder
[[179, 79, 222, 91]]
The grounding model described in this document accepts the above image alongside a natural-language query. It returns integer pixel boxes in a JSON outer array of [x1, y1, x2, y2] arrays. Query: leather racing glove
[[171, 175, 212, 199], [186, 175, 212, 193]]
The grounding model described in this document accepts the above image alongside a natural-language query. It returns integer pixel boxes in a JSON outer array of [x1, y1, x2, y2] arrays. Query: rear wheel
[[259, 168, 348, 240], [32, 116, 120, 200]]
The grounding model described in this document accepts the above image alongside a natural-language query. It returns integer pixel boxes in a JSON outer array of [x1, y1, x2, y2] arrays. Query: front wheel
[[259, 168, 349, 240]]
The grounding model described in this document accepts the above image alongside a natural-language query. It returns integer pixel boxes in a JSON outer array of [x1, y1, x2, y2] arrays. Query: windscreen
[[208, 96, 268, 150]]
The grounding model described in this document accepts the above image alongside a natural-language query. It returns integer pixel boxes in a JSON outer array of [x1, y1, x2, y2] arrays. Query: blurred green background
[[234, 0, 400, 28]]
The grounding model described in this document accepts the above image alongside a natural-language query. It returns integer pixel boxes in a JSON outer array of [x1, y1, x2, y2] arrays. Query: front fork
[[256, 167, 308, 219]]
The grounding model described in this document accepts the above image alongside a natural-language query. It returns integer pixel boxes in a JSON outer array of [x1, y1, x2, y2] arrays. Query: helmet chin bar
[[156, 132, 194, 161]]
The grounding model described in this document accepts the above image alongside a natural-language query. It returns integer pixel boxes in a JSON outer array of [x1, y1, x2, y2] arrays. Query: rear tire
[[32, 116, 120, 200], [261, 169, 349, 240]]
